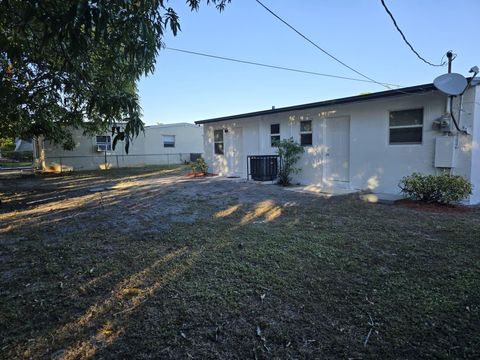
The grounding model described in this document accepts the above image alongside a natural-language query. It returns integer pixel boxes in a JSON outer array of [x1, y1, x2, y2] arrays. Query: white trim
[[213, 129, 224, 156], [270, 123, 280, 147], [388, 108, 424, 145], [300, 119, 313, 146]]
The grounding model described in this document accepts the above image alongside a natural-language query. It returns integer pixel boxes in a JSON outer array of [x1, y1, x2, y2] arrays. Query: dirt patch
[[185, 172, 218, 177], [1, 166, 480, 359]]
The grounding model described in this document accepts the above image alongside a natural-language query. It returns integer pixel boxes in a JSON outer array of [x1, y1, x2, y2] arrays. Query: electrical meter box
[[434, 136, 455, 168]]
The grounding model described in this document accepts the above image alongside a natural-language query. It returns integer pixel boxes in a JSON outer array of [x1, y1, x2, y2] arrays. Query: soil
[[185, 171, 218, 177]]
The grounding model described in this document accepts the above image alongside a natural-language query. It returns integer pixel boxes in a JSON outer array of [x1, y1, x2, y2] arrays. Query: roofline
[[146, 122, 198, 129], [195, 83, 438, 125]]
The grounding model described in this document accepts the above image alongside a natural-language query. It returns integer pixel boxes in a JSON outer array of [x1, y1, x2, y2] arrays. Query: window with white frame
[[270, 123, 280, 147], [214, 129, 224, 155], [96, 135, 111, 151], [389, 109, 423, 144], [163, 135, 175, 148], [300, 120, 312, 146]]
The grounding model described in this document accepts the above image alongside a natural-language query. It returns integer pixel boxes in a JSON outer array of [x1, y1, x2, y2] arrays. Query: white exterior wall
[[42, 123, 203, 171], [468, 86, 480, 203], [202, 88, 480, 204], [14, 139, 33, 152], [144, 124, 203, 154]]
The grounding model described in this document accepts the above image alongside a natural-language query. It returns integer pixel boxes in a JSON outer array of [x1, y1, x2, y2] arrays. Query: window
[[300, 120, 312, 146], [96, 135, 111, 151], [214, 129, 224, 155], [389, 109, 423, 144], [270, 123, 280, 147], [163, 135, 175, 148]]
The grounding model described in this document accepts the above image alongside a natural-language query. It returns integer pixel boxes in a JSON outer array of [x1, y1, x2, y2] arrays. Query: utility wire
[[165, 47, 400, 87], [254, 0, 391, 89], [380, 0, 445, 67]]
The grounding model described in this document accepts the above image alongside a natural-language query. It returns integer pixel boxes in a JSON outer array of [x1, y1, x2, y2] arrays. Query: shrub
[[399, 172, 472, 204], [0, 138, 15, 152], [276, 138, 304, 186], [191, 157, 208, 174]]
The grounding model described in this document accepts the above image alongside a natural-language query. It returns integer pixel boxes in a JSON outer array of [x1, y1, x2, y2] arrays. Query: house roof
[[195, 82, 438, 125], [146, 122, 198, 129]]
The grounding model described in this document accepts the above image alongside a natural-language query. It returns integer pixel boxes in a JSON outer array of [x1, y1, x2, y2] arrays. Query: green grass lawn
[[1, 166, 479, 359], [0, 161, 32, 168]]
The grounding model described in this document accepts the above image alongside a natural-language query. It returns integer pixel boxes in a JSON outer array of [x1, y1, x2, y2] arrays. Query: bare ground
[[1, 166, 479, 359]]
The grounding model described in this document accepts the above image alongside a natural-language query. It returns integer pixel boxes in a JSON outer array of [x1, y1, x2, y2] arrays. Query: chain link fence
[[43, 153, 202, 172]]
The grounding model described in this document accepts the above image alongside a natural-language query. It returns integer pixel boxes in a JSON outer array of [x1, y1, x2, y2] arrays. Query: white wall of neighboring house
[[201, 85, 480, 204], [39, 123, 203, 171]]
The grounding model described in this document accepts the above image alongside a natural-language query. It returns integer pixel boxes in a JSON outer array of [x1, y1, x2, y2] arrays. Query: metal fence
[[247, 155, 279, 181], [43, 153, 201, 172]]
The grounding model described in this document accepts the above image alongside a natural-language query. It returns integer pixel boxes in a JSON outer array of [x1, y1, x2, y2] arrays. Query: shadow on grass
[[1, 169, 480, 358]]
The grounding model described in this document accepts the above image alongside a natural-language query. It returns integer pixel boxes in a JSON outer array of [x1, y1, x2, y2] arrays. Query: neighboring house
[[196, 81, 480, 205], [14, 138, 33, 152], [34, 123, 203, 170]]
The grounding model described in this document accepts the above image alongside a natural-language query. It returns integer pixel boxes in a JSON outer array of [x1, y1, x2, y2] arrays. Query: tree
[[0, 0, 230, 151], [0, 137, 15, 158], [276, 138, 304, 186]]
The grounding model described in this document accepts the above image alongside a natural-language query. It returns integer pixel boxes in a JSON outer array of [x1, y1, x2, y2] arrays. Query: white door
[[226, 127, 244, 177], [325, 117, 350, 182]]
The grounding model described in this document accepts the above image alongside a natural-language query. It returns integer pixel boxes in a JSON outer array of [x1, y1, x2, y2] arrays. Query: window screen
[[214, 129, 224, 155], [270, 123, 280, 147], [96, 135, 112, 151], [300, 120, 312, 146], [389, 109, 423, 144], [163, 135, 175, 148]]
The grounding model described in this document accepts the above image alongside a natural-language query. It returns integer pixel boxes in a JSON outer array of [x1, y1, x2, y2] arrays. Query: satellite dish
[[433, 73, 468, 96]]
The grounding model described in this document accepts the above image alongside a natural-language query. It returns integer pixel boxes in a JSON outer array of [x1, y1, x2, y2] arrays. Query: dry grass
[[1, 166, 480, 359]]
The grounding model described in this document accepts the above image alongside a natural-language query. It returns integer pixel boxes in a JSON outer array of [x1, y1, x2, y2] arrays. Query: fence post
[[60, 156, 63, 174], [116, 155, 119, 168], [167, 153, 170, 166]]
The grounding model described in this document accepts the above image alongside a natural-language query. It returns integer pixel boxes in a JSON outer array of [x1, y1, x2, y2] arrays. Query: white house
[[196, 81, 480, 204], [14, 139, 33, 152], [35, 122, 203, 171]]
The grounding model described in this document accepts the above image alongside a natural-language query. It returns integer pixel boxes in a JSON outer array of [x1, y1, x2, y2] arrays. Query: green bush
[[191, 157, 208, 174], [399, 172, 472, 204], [0, 138, 15, 152], [276, 138, 304, 186]]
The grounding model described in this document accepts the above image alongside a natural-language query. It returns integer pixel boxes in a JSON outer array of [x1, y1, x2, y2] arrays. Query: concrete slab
[[360, 193, 404, 205], [284, 185, 359, 197], [224, 177, 276, 185]]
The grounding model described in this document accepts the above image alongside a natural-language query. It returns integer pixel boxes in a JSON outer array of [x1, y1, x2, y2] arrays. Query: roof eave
[[195, 83, 438, 125]]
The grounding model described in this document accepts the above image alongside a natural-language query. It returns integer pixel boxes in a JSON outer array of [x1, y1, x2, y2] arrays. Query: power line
[[165, 47, 400, 87], [380, 0, 446, 67], [254, 0, 391, 89]]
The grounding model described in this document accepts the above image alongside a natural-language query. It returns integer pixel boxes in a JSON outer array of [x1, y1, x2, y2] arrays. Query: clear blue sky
[[138, 0, 479, 125]]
